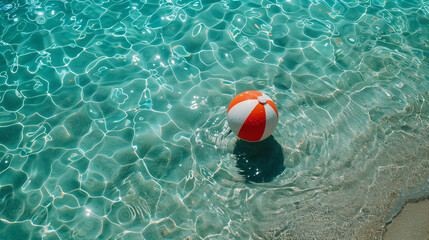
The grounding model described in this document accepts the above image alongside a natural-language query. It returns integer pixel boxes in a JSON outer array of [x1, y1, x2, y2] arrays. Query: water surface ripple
[[1, 0, 429, 239]]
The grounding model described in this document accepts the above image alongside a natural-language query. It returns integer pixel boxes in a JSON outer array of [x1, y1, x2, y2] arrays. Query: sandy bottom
[[384, 199, 429, 240]]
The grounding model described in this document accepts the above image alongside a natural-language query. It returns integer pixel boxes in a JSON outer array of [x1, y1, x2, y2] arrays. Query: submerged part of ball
[[227, 91, 278, 142]]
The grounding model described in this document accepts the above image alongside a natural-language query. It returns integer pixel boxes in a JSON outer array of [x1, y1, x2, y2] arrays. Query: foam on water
[[0, 0, 429, 239]]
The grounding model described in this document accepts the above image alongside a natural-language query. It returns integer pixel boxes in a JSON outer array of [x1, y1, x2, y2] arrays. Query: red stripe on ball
[[267, 100, 278, 117], [238, 102, 266, 141], [227, 91, 262, 114]]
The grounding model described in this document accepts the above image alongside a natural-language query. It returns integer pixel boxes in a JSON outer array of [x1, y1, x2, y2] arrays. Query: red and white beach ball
[[227, 91, 278, 142]]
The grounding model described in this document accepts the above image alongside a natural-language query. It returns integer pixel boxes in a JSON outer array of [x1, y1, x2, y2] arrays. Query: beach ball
[[227, 91, 278, 142]]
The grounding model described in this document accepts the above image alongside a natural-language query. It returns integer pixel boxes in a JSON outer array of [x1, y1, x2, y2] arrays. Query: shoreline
[[384, 199, 429, 239]]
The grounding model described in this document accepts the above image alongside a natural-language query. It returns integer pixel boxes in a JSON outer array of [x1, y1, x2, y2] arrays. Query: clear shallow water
[[0, 0, 429, 239]]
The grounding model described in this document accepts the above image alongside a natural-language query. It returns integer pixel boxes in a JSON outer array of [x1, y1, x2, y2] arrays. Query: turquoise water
[[1, 0, 429, 239]]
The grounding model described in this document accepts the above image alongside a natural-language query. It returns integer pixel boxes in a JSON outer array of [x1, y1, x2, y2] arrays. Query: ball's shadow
[[234, 136, 285, 183]]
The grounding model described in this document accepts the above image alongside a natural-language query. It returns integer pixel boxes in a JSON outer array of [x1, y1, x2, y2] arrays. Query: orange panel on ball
[[227, 91, 262, 114], [237, 102, 266, 141]]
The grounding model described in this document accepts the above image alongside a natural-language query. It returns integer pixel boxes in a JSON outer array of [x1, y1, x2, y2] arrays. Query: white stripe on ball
[[260, 103, 278, 141], [227, 99, 258, 136]]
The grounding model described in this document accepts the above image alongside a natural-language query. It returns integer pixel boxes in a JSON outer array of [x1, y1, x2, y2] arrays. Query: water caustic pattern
[[0, 0, 429, 239]]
